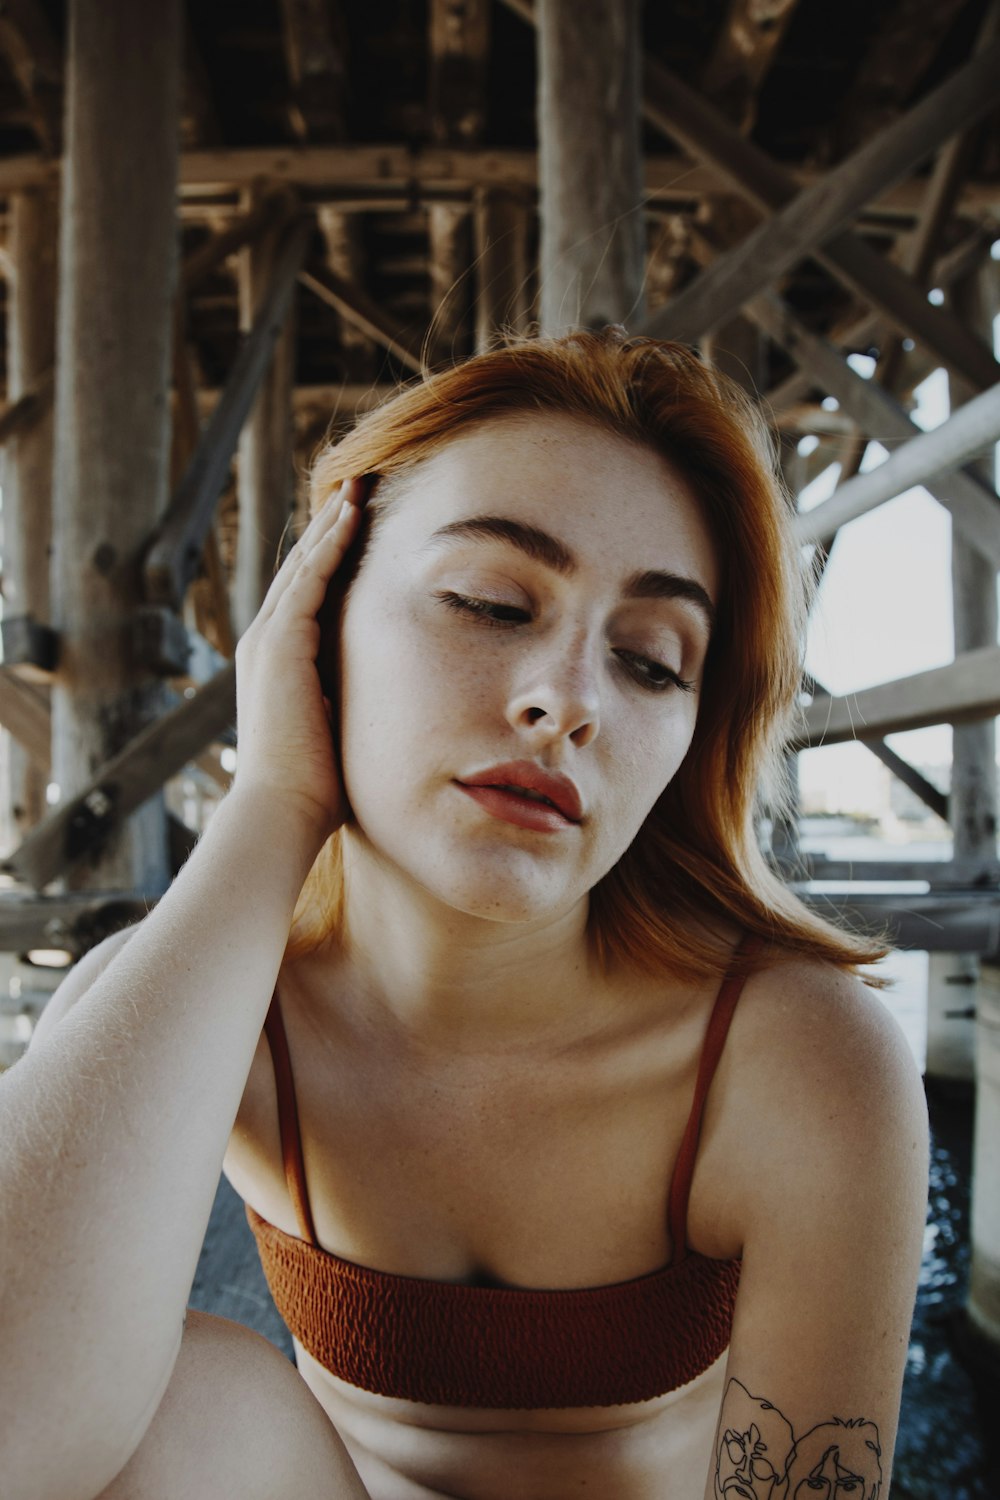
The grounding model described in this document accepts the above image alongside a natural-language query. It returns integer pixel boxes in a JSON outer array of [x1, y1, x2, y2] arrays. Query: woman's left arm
[[701, 971, 929, 1500]]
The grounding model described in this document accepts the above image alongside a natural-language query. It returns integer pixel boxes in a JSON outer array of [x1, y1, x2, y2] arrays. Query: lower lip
[[456, 783, 577, 833]]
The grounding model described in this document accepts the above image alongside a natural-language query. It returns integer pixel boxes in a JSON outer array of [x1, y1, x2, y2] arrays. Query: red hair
[[287, 328, 887, 983]]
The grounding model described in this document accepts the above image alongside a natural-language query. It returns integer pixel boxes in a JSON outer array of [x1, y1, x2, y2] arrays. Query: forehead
[[377, 413, 718, 596]]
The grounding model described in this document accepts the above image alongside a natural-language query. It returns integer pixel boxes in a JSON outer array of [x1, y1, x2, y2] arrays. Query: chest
[[243, 991, 741, 1289]]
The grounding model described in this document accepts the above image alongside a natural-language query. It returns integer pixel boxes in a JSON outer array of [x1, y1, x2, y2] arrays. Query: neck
[[331, 833, 614, 1053]]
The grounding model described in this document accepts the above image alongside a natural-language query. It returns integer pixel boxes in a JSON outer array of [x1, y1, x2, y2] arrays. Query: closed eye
[[437, 592, 696, 695], [436, 591, 530, 626], [614, 649, 695, 694]]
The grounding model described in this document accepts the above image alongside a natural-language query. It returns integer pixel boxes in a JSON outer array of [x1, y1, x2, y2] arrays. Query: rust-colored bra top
[[246, 934, 762, 1410]]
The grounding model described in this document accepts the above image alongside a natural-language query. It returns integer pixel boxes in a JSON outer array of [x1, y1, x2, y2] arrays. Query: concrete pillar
[[50, 0, 181, 894], [536, 0, 645, 332], [5, 186, 58, 834], [234, 187, 297, 638]]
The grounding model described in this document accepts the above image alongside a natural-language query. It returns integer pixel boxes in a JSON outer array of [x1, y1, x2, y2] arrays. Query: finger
[[270, 494, 365, 619], [256, 478, 363, 625]]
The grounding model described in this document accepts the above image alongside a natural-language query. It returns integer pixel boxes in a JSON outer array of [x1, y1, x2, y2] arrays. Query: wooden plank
[[298, 261, 425, 373], [181, 191, 293, 293], [0, 668, 50, 768], [798, 891, 1000, 954], [278, 0, 348, 142], [474, 186, 530, 351], [427, 202, 471, 366], [637, 54, 1000, 390], [0, 0, 63, 155], [145, 215, 311, 610], [788, 858, 1000, 888], [429, 0, 491, 146], [4, 663, 236, 891], [794, 381, 1000, 544], [0, 891, 149, 955], [537, 0, 645, 331], [737, 286, 1000, 568], [701, 0, 801, 133], [792, 646, 1000, 747], [640, 36, 1000, 346]]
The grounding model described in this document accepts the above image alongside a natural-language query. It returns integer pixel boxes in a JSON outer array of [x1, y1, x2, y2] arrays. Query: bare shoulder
[[696, 948, 928, 1248]]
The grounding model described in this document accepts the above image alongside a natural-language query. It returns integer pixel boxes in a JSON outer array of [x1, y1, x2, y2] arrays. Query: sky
[[796, 267, 1000, 816]]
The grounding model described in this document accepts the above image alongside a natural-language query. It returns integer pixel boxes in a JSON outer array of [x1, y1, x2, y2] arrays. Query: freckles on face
[[335, 413, 717, 921]]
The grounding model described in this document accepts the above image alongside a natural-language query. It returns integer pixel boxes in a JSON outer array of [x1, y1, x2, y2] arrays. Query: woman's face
[[337, 413, 718, 927]]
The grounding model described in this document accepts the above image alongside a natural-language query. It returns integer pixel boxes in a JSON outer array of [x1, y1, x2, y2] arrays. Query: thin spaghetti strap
[[667, 933, 765, 1263], [261, 992, 319, 1246]]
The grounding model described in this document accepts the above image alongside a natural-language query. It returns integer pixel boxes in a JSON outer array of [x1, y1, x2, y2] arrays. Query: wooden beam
[[638, 55, 1000, 390], [0, 0, 63, 155], [4, 664, 236, 891], [429, 0, 491, 146], [427, 202, 472, 365], [700, 0, 801, 133], [0, 891, 150, 957], [537, 0, 645, 331], [474, 185, 531, 351], [793, 646, 1000, 747], [145, 215, 312, 610], [298, 260, 425, 373], [0, 669, 50, 768], [794, 381, 1000, 545], [735, 286, 1000, 569], [0, 369, 54, 445], [278, 0, 348, 143], [641, 36, 1000, 346], [787, 857, 1000, 888], [798, 890, 1000, 954], [181, 190, 293, 293]]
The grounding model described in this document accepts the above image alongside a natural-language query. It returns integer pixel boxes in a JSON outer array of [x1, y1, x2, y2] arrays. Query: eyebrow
[[427, 515, 716, 634]]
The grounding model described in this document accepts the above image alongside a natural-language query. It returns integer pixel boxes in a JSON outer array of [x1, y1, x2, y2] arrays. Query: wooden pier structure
[[0, 0, 998, 1359]]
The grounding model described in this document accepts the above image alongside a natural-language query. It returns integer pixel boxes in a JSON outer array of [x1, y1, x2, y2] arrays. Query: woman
[[1, 329, 928, 1500]]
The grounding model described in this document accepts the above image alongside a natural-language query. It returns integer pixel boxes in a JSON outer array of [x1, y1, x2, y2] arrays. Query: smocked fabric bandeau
[[246, 934, 762, 1409]]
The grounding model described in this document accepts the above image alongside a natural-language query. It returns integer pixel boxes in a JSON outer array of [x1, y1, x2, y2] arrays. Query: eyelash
[[435, 591, 696, 695]]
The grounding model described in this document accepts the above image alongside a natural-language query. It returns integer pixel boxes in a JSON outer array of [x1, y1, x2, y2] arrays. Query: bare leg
[[97, 1309, 372, 1500]]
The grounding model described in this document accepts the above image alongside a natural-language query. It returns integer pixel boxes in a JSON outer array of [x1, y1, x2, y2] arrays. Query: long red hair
[[286, 328, 887, 983]]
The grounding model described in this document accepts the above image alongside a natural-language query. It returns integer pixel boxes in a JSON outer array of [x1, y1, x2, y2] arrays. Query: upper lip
[[458, 761, 584, 823]]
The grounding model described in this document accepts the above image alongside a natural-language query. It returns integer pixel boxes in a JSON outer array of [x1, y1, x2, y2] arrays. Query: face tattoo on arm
[[713, 1379, 882, 1500]]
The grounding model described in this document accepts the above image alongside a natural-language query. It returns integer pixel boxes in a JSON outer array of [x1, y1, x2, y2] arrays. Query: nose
[[505, 632, 601, 749]]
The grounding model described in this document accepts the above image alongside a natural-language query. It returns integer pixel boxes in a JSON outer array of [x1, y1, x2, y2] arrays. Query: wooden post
[[50, 0, 181, 895], [234, 188, 298, 638], [474, 186, 531, 352], [953, 251, 1000, 1363], [536, 0, 645, 332], [5, 185, 57, 835]]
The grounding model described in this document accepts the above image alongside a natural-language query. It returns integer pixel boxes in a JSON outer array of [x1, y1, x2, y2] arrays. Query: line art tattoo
[[713, 1377, 882, 1499]]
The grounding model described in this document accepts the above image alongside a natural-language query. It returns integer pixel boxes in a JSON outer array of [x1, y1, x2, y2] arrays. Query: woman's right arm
[[0, 482, 365, 1500]]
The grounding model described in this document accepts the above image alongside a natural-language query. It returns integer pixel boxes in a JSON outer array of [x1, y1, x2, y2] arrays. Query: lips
[[457, 761, 583, 824]]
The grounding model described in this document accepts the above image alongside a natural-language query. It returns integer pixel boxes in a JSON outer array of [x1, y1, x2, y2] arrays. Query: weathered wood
[[317, 207, 379, 376], [429, 0, 491, 146], [474, 186, 531, 351], [278, 0, 348, 143], [638, 55, 1000, 391], [834, 0, 972, 153], [795, 381, 1000, 546], [181, 190, 293, 293], [0, 891, 149, 955], [427, 202, 471, 365], [234, 187, 299, 637], [298, 260, 425, 372], [0, 0, 63, 154], [537, 0, 645, 332], [734, 285, 1000, 569], [641, 36, 1000, 347], [793, 646, 1000, 747], [4, 185, 57, 832], [0, 368, 53, 445], [5, 663, 236, 891], [949, 261, 999, 867], [51, 0, 182, 895], [701, 0, 801, 133], [787, 858, 999, 888], [145, 215, 311, 611], [0, 669, 51, 768], [798, 891, 1000, 954]]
